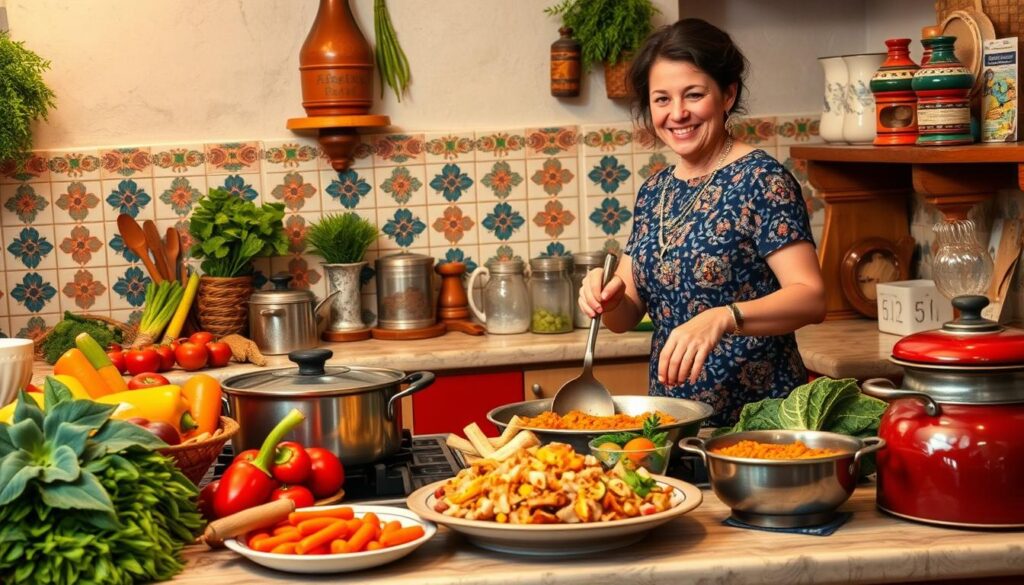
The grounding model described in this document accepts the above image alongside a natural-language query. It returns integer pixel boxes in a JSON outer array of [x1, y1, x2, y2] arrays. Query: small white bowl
[[224, 504, 436, 574], [0, 338, 34, 407]]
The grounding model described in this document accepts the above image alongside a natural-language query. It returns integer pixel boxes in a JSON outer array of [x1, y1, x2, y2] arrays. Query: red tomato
[[205, 341, 232, 367], [25, 383, 42, 393], [154, 345, 175, 372], [107, 350, 127, 374], [189, 331, 215, 346], [272, 441, 312, 485], [305, 447, 345, 498], [175, 342, 208, 371], [270, 484, 315, 509], [198, 479, 220, 520], [127, 372, 170, 390], [107, 342, 123, 352], [124, 348, 160, 376]]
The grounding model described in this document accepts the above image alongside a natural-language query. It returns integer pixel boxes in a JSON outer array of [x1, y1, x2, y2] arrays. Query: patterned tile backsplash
[[0, 114, 824, 339]]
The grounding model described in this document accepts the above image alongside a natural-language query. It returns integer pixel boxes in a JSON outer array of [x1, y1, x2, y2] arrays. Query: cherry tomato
[[154, 345, 175, 372], [127, 372, 170, 390], [272, 441, 312, 485], [107, 342, 123, 352], [305, 447, 345, 498], [124, 348, 160, 376], [270, 484, 315, 509], [174, 342, 208, 371], [124, 417, 180, 445], [198, 479, 220, 520], [189, 331, 215, 346], [107, 350, 127, 374], [205, 341, 232, 367]]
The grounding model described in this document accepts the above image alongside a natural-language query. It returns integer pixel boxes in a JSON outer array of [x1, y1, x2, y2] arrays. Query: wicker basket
[[160, 416, 239, 485], [604, 58, 632, 99], [32, 314, 136, 361], [936, 0, 1022, 45]]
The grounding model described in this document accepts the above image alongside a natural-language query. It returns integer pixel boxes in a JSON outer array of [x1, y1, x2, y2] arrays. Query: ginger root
[[219, 334, 267, 366]]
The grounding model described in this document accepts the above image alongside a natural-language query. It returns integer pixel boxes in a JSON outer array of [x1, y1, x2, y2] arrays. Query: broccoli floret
[[40, 312, 123, 364]]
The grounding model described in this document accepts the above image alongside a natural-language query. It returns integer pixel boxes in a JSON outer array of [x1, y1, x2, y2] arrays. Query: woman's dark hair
[[629, 18, 748, 141]]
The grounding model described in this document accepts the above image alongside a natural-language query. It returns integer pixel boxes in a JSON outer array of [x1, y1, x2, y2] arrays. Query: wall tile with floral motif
[[47, 150, 102, 182], [377, 206, 429, 251], [529, 238, 579, 260], [4, 224, 56, 271], [154, 175, 206, 219], [101, 177, 155, 221], [2, 182, 53, 226], [426, 203, 477, 248], [372, 134, 426, 167], [7, 269, 59, 314], [57, 268, 108, 312], [11, 313, 58, 341], [262, 139, 321, 173], [474, 160, 526, 202], [212, 173, 261, 203], [730, 116, 777, 147], [474, 129, 527, 162], [580, 124, 633, 154], [477, 200, 528, 245], [99, 147, 152, 180], [205, 142, 261, 175], [526, 157, 577, 199], [0, 154, 50, 184], [585, 195, 634, 244], [53, 223, 106, 269], [374, 165, 427, 208], [524, 126, 579, 158], [52, 180, 102, 223], [267, 171, 320, 212], [320, 168, 374, 212], [775, 114, 822, 146], [424, 132, 476, 164], [150, 144, 207, 177], [584, 154, 634, 197], [479, 243, 527, 267], [425, 162, 476, 205]]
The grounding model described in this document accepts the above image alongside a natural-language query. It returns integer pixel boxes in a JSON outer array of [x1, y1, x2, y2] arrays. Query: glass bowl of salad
[[588, 416, 672, 475]]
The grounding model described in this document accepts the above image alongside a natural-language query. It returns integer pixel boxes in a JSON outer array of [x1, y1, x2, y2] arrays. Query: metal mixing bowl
[[487, 395, 714, 454], [680, 430, 885, 528]]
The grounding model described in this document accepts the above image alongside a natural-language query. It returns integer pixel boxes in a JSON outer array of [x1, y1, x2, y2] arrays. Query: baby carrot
[[379, 525, 426, 548], [273, 524, 297, 536], [287, 506, 354, 525], [382, 520, 402, 535], [330, 539, 348, 554], [246, 532, 271, 548], [297, 517, 339, 536], [305, 545, 331, 555], [270, 542, 298, 554], [297, 520, 348, 555], [343, 521, 376, 553], [362, 512, 382, 539], [366, 541, 383, 551], [252, 530, 301, 552]]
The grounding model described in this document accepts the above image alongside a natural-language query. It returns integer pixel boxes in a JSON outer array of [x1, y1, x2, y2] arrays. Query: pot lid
[[572, 250, 608, 269], [891, 295, 1024, 367], [222, 348, 405, 396], [375, 252, 434, 270], [249, 274, 315, 304]]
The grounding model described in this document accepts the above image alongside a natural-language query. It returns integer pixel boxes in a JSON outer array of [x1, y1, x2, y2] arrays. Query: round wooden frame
[[840, 237, 913, 318]]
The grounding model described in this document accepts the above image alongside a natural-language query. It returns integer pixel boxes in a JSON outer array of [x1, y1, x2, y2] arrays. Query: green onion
[[133, 280, 184, 347], [374, 0, 411, 101]]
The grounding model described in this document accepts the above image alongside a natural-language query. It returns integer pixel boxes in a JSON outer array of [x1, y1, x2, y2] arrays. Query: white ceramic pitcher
[[842, 53, 886, 144], [818, 56, 848, 143]]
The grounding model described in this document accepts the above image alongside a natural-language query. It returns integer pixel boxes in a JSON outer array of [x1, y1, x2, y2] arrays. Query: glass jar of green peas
[[528, 256, 574, 334]]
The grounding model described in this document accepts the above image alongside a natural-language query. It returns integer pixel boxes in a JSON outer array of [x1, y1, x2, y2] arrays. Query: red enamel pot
[[862, 295, 1024, 528]]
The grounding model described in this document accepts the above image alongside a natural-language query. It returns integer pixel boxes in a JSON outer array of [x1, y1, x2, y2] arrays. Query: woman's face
[[648, 58, 736, 164]]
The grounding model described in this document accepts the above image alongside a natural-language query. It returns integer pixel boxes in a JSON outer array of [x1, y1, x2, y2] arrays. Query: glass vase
[[931, 219, 993, 300]]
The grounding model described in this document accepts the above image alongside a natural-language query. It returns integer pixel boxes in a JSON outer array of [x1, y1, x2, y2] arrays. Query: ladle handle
[[582, 253, 617, 374]]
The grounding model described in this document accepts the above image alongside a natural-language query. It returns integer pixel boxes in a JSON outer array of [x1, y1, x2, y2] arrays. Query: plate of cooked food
[[407, 440, 702, 556]]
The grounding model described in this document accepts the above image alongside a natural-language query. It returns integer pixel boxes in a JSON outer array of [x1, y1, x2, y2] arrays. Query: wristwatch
[[727, 303, 744, 335]]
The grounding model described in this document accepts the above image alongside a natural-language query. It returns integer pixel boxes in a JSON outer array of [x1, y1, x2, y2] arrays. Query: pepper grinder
[[436, 262, 485, 335]]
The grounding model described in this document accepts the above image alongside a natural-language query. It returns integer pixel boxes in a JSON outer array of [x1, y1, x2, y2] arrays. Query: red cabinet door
[[412, 370, 523, 436]]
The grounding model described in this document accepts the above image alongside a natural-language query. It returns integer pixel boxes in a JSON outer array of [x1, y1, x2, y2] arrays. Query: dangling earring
[[724, 111, 733, 132]]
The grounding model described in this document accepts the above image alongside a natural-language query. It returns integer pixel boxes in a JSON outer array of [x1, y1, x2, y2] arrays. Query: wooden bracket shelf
[[790, 143, 1024, 320], [287, 114, 390, 171]]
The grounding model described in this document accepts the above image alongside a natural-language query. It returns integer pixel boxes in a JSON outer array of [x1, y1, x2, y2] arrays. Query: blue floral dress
[[624, 150, 813, 426]]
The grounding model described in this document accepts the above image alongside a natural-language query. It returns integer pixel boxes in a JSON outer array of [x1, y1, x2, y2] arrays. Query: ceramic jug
[[818, 56, 848, 143], [842, 53, 886, 144]]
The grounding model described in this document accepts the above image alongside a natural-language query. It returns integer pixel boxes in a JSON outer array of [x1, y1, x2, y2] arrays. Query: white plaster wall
[[679, 0, 937, 115], [8, 0, 677, 150]]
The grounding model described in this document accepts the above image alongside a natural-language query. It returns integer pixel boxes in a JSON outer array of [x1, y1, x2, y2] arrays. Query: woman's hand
[[658, 307, 733, 386], [577, 266, 626, 318]]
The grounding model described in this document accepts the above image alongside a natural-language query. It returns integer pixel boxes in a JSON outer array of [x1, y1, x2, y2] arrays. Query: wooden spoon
[[164, 226, 181, 284], [116, 214, 163, 283], [143, 220, 172, 281]]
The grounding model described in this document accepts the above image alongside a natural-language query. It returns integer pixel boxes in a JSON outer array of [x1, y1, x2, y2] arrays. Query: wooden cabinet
[[523, 360, 649, 400], [409, 369, 524, 436]]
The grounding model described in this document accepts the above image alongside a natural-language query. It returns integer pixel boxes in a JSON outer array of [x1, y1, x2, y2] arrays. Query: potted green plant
[[0, 32, 56, 165], [189, 188, 288, 336], [307, 212, 379, 337], [545, 0, 658, 99]]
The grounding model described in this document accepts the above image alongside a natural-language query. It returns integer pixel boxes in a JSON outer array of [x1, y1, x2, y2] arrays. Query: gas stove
[[209, 432, 708, 506]]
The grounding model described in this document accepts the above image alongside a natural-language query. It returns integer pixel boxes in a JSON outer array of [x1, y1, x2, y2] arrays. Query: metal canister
[[572, 251, 608, 328], [375, 253, 436, 330]]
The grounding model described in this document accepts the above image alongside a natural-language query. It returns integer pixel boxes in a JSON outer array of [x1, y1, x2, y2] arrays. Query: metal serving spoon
[[551, 252, 618, 417]]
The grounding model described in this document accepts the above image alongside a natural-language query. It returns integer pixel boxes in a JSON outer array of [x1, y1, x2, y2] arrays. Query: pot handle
[[850, 436, 886, 476], [386, 371, 436, 420], [678, 436, 707, 465], [862, 378, 941, 416]]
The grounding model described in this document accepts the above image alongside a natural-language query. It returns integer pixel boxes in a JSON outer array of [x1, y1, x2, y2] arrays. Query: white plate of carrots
[[224, 504, 436, 574]]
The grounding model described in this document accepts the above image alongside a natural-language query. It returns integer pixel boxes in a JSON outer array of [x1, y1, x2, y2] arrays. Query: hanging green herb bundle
[[0, 377, 204, 584], [374, 0, 411, 101]]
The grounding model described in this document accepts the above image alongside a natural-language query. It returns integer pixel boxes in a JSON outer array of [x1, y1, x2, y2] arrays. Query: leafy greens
[[188, 188, 288, 277]]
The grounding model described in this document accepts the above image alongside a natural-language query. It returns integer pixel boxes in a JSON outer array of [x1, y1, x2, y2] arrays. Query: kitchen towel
[[722, 512, 852, 536]]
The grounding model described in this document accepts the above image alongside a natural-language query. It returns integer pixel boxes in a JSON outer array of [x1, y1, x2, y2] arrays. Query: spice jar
[[571, 251, 608, 328], [550, 27, 581, 97], [467, 259, 530, 334], [375, 253, 436, 330], [528, 256, 573, 334]]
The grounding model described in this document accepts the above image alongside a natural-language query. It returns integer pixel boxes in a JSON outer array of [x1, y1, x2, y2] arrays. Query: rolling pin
[[201, 498, 296, 548]]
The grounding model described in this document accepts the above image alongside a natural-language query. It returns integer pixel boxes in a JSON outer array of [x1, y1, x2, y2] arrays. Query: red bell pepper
[[212, 409, 305, 518], [272, 441, 312, 485]]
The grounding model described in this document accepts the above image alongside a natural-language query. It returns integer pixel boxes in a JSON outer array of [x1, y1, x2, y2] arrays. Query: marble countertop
[[174, 486, 1024, 584], [32, 319, 902, 383]]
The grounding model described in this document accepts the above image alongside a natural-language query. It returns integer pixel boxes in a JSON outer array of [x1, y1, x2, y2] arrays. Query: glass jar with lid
[[528, 256, 574, 334], [466, 259, 531, 334], [571, 251, 608, 328]]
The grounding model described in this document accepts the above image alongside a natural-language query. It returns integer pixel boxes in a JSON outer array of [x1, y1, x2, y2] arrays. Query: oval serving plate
[[407, 475, 702, 556], [941, 8, 997, 97], [224, 505, 436, 574]]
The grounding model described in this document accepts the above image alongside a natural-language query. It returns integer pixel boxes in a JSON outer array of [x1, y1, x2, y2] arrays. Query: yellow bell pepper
[[97, 385, 197, 433], [0, 375, 93, 424]]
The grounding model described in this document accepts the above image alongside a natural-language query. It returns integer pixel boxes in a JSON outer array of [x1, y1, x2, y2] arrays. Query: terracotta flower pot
[[196, 275, 254, 337], [604, 57, 632, 99]]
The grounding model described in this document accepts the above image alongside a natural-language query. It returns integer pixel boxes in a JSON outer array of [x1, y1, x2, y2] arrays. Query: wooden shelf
[[790, 142, 1024, 320]]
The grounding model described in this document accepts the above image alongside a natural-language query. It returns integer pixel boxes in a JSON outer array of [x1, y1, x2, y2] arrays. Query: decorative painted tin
[[870, 39, 920, 145], [911, 36, 974, 146]]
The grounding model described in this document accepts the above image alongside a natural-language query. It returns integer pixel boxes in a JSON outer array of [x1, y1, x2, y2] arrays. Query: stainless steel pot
[[221, 348, 435, 465], [248, 274, 337, 355], [487, 395, 714, 454], [681, 430, 885, 528]]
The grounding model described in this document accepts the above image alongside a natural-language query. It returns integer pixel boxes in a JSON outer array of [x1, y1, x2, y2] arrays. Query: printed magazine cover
[[982, 37, 1018, 143]]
